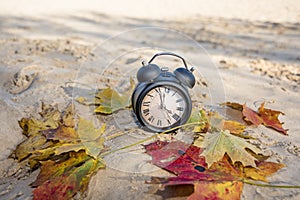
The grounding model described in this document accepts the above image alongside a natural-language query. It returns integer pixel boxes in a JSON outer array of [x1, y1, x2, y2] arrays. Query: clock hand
[[158, 91, 164, 109], [165, 108, 173, 114], [162, 93, 166, 106]]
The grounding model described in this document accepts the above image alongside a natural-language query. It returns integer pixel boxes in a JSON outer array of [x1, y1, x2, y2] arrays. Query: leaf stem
[[99, 122, 203, 158], [104, 128, 139, 140], [243, 179, 300, 189]]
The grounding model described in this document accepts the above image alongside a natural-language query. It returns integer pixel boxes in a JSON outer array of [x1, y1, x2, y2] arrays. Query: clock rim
[[135, 81, 192, 132]]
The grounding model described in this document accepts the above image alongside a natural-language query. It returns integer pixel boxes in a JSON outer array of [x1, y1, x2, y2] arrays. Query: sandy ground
[[0, 1, 300, 199]]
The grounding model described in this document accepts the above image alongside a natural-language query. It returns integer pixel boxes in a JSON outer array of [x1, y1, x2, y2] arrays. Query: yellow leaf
[[54, 119, 106, 159], [201, 130, 262, 168], [94, 78, 135, 114], [224, 120, 246, 135], [15, 135, 47, 161], [189, 181, 243, 200], [244, 162, 285, 182], [62, 103, 77, 127], [188, 109, 209, 133], [77, 118, 105, 141]]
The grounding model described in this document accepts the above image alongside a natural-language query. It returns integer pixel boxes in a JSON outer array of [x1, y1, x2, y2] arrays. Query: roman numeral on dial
[[172, 113, 180, 121], [157, 119, 162, 126], [143, 101, 150, 106], [143, 109, 150, 116], [176, 107, 184, 111], [148, 116, 154, 123], [176, 98, 183, 103]]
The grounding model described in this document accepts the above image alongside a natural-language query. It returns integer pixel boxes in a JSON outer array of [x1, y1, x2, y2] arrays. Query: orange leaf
[[32, 152, 105, 200], [244, 161, 285, 182], [220, 102, 243, 111], [188, 181, 243, 200], [222, 102, 288, 135], [223, 120, 246, 135], [242, 104, 263, 125], [33, 175, 76, 200], [211, 154, 284, 182], [258, 103, 288, 135]]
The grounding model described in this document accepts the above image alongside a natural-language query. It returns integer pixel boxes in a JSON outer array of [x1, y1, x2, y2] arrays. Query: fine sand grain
[[0, 1, 299, 199]]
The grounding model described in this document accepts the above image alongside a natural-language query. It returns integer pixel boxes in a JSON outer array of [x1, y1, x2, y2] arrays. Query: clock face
[[139, 85, 187, 130]]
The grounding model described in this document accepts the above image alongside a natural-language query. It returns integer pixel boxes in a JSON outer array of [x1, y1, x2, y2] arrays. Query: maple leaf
[[187, 109, 209, 133], [145, 140, 284, 200], [32, 152, 105, 200], [258, 102, 288, 134], [13, 103, 109, 199], [222, 102, 288, 135], [201, 130, 262, 168], [94, 78, 135, 114], [242, 104, 263, 125], [189, 181, 243, 200], [54, 117, 106, 159], [223, 120, 246, 135]]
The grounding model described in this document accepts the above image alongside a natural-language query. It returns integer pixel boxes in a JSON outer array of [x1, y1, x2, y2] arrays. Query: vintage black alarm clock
[[132, 52, 195, 132]]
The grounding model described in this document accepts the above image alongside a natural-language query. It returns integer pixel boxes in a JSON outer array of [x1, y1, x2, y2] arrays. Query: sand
[[0, 1, 299, 199]]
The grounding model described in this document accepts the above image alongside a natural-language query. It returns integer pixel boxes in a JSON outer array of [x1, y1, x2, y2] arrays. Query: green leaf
[[94, 78, 135, 114], [200, 130, 262, 168], [188, 109, 209, 133]]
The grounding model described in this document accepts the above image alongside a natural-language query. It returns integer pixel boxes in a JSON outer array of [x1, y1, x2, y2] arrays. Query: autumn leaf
[[188, 109, 209, 133], [32, 152, 105, 200], [242, 104, 263, 125], [223, 120, 246, 135], [189, 181, 243, 200], [18, 114, 59, 137], [145, 140, 284, 200], [54, 117, 106, 159], [209, 154, 285, 182], [258, 102, 288, 134], [200, 130, 262, 168], [94, 78, 135, 114], [244, 161, 285, 182], [220, 102, 243, 111], [13, 103, 109, 199], [43, 126, 79, 142], [222, 102, 288, 135], [14, 134, 48, 162]]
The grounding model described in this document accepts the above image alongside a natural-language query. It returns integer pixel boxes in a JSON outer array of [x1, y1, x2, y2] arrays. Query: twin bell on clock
[[131, 52, 196, 132]]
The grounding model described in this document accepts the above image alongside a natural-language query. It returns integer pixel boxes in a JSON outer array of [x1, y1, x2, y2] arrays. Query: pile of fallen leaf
[[12, 103, 107, 199], [144, 102, 288, 199], [11, 81, 296, 200]]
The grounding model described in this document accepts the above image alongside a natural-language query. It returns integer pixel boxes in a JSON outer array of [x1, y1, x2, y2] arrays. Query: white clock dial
[[140, 86, 186, 129]]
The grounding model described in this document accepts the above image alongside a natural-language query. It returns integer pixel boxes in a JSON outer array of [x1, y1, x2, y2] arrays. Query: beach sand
[[0, 1, 299, 199]]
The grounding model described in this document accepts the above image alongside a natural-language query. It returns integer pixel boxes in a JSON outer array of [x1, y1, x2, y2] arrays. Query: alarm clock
[[131, 52, 195, 132]]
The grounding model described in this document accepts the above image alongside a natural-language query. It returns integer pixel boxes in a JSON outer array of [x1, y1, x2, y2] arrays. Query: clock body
[[132, 73, 192, 132]]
